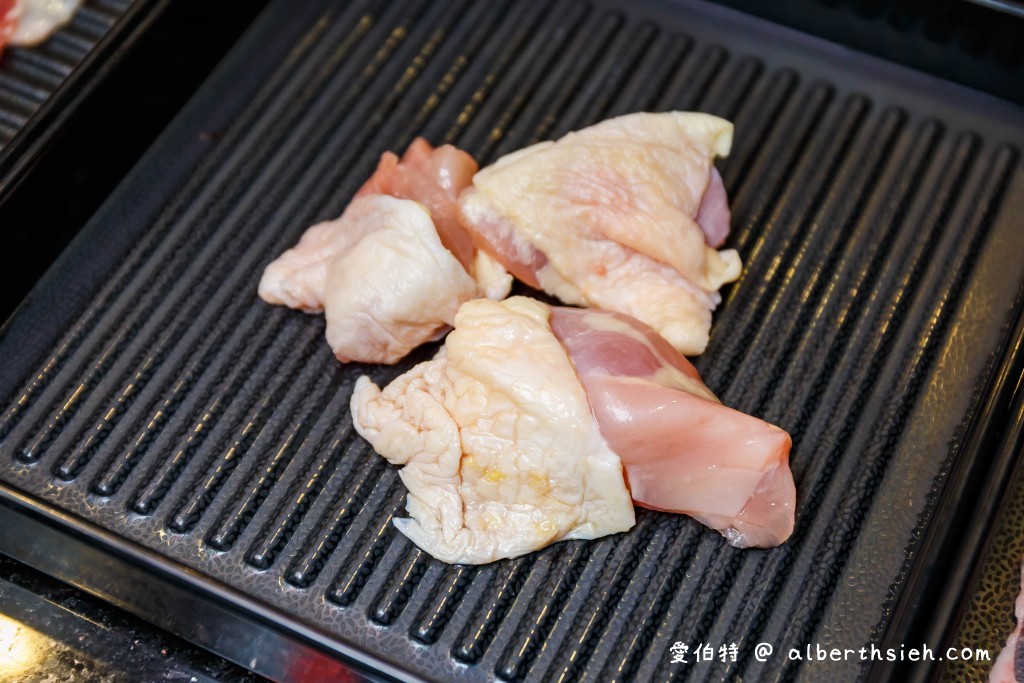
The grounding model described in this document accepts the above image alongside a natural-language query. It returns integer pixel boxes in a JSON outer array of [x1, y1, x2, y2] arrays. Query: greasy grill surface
[[1, 0, 1023, 681], [0, 0, 135, 148]]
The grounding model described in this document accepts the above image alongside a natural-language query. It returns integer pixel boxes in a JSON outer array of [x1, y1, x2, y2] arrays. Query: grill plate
[[1, 0, 1023, 681]]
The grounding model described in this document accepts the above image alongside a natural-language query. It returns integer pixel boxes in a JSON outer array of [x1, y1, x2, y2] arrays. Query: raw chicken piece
[[1, 0, 81, 48], [357, 137, 478, 271], [352, 296, 794, 562], [259, 138, 511, 363], [259, 195, 505, 364], [352, 297, 635, 564], [991, 559, 1024, 682], [549, 307, 795, 548], [458, 111, 743, 355]]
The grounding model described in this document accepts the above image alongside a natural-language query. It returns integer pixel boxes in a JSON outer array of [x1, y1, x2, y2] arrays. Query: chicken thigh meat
[[459, 112, 742, 355], [353, 297, 796, 563], [352, 297, 636, 564], [259, 140, 511, 363]]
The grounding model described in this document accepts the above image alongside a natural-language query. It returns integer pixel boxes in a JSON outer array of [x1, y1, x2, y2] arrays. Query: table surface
[[0, 553, 266, 682]]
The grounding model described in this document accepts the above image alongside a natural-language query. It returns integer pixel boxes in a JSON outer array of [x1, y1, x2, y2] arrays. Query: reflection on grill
[[0, 0, 1022, 681]]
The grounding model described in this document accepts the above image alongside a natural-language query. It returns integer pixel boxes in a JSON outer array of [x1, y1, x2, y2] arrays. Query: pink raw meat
[[696, 167, 731, 248], [458, 206, 548, 289], [549, 306, 795, 548], [358, 137, 479, 269]]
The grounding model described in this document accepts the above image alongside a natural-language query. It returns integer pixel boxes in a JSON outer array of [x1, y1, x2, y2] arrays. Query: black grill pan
[[1, 0, 1023, 681]]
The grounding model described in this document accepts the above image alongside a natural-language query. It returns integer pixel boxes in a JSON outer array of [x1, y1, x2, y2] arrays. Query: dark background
[[0, 0, 271, 321]]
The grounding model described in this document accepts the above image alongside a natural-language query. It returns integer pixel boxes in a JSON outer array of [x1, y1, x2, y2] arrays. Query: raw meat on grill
[[458, 111, 743, 356], [351, 296, 795, 563], [549, 306, 795, 548], [357, 137, 478, 271], [259, 140, 510, 363], [351, 297, 636, 564], [0, 0, 20, 50], [259, 194, 508, 364]]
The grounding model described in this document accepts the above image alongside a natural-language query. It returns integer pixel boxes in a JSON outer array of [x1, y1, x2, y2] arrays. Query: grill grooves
[[127, 322, 313, 516], [662, 45, 729, 112], [88, 305, 281, 496], [721, 107, 907, 412], [457, 1, 589, 160], [204, 372, 343, 552], [725, 83, 834, 255], [0, 0, 375, 444], [32, 0, 471, 497], [717, 67, 798, 195], [494, 544, 594, 680], [588, 518, 700, 682], [707, 93, 872, 389], [429, 2, 548, 145], [452, 557, 536, 664], [1, 1, 1023, 681], [702, 55, 764, 120], [538, 518, 664, 683], [166, 330, 331, 535], [369, 548, 429, 625], [85, 2, 475, 502], [323, 475, 407, 606], [777, 146, 1018, 683], [551, 21, 658, 134], [284, 451, 386, 588], [493, 547, 600, 678], [749, 133, 991, 680], [208, 385, 348, 557], [766, 118, 945, 433], [244, 407, 357, 570], [491, 10, 625, 156], [58, 302, 272, 483], [599, 34, 692, 123]]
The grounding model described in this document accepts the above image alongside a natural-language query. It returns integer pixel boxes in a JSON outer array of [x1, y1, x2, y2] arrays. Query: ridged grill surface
[[0, 0, 135, 148], [1, 0, 1024, 681]]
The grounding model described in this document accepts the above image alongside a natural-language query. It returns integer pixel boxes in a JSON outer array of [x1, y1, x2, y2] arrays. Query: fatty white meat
[[351, 297, 635, 564], [458, 111, 743, 355], [259, 195, 505, 364], [352, 296, 795, 564], [1, 0, 82, 49], [991, 559, 1024, 682], [258, 140, 511, 364]]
